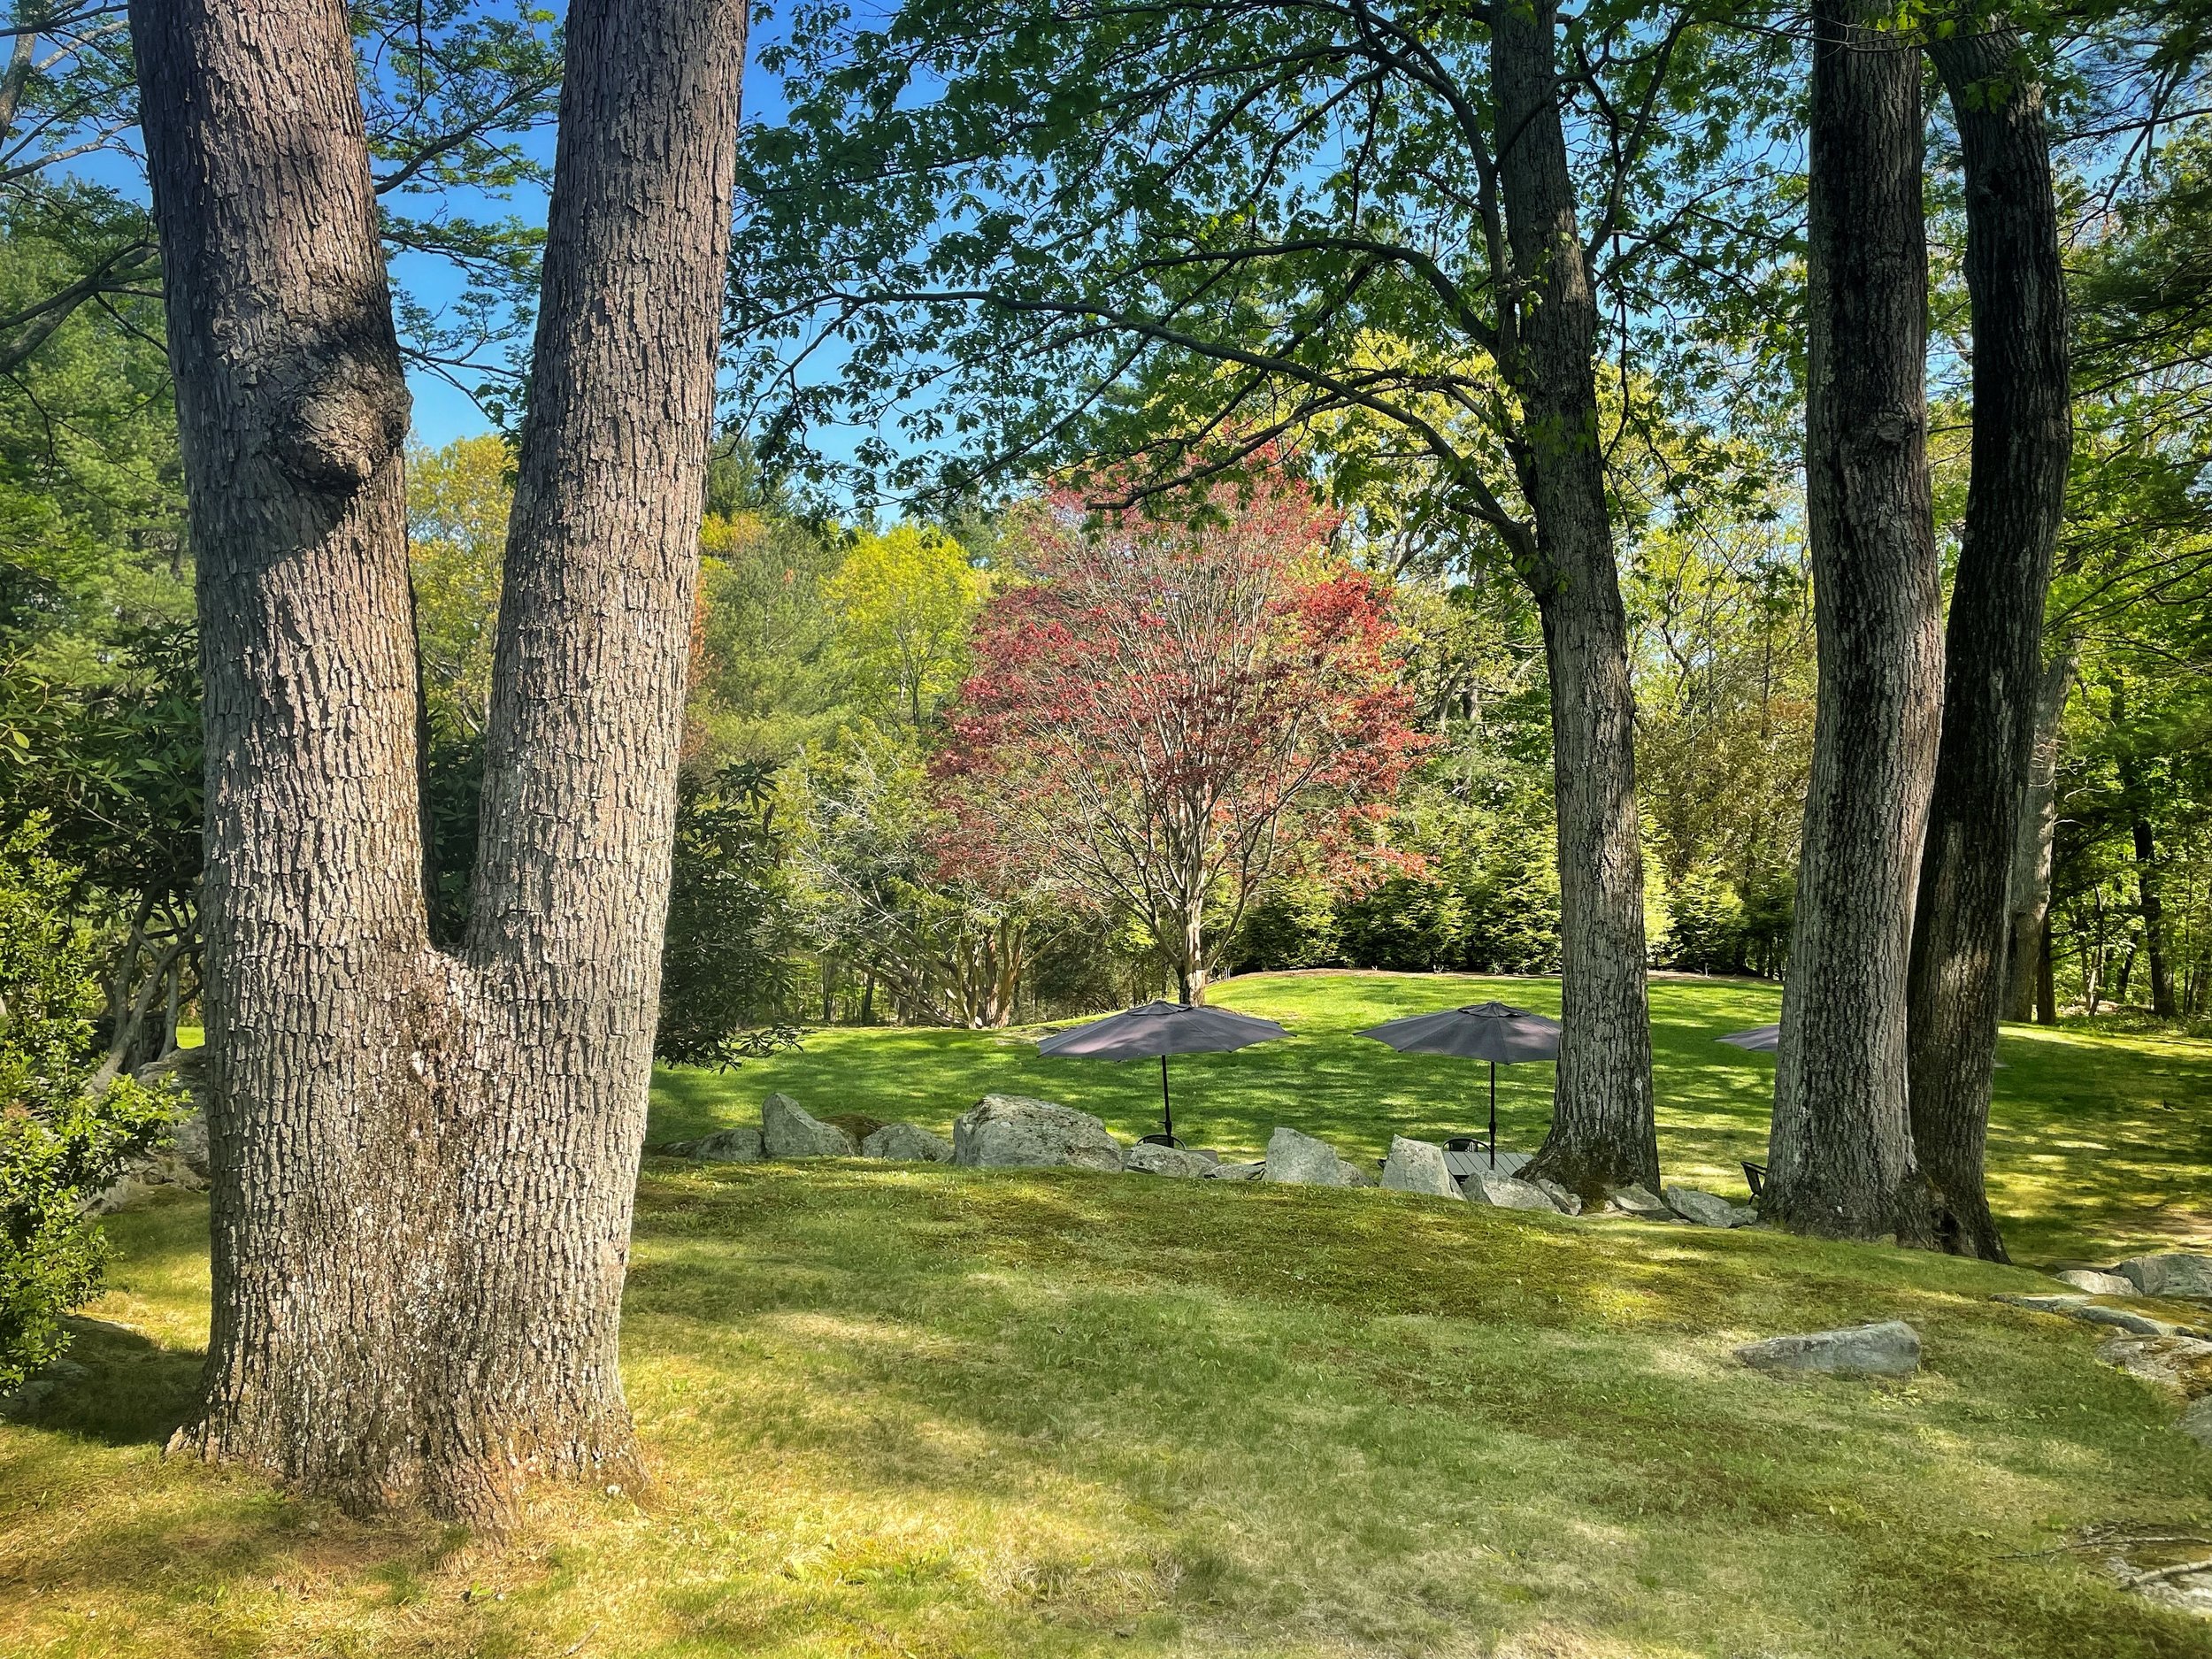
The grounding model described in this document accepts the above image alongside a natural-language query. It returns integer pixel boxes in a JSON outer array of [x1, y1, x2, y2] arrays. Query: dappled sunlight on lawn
[[655, 971, 2212, 1263]]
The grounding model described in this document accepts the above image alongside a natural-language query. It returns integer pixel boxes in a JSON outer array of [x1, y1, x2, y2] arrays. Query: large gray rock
[[666, 1125, 765, 1163], [953, 1095, 1123, 1172], [2098, 1333, 2212, 1390], [1604, 1184, 1673, 1220], [2055, 1269, 2137, 1296], [1263, 1126, 1355, 1187], [1736, 1320, 1922, 1378], [1124, 1141, 1213, 1179], [1530, 1176, 1584, 1217], [861, 1121, 953, 1163], [761, 1094, 856, 1158], [1996, 1293, 2191, 1338], [1380, 1136, 1462, 1199], [1442, 1145, 1532, 1181], [81, 1050, 215, 1214], [135, 1046, 211, 1123], [1466, 1174, 1559, 1212], [1664, 1186, 1745, 1229], [2118, 1254, 2212, 1301], [1204, 1159, 1263, 1181], [2181, 1396, 2212, 1448], [2073, 1305, 2189, 1338]]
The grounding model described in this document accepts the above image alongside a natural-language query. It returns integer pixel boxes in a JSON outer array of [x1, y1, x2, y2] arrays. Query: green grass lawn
[[656, 970, 2212, 1266], [8, 972, 2210, 1656]]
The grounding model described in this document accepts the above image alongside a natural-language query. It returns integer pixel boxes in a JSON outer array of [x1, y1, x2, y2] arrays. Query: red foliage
[[931, 467, 1424, 996]]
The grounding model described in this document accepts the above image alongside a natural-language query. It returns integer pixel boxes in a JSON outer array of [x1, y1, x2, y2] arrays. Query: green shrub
[[0, 817, 177, 1390]]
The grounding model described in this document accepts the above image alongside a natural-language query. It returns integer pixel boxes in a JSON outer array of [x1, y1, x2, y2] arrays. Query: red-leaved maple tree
[[933, 472, 1422, 1003]]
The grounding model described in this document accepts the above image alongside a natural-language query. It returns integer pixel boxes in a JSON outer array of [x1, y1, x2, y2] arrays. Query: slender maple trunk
[[1767, 0, 1942, 1241], [1491, 0, 1658, 1199], [1904, 20, 2070, 1263], [2005, 647, 2073, 1019], [133, 0, 745, 1517], [2130, 811, 2176, 1016]]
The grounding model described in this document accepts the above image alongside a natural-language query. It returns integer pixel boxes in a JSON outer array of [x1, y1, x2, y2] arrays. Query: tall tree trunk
[[1767, 0, 1943, 1241], [2035, 916, 2057, 1023], [2109, 680, 2177, 1017], [1904, 20, 2070, 1263], [133, 0, 746, 1517], [2005, 646, 2074, 1019], [1491, 0, 1658, 1200], [2131, 813, 2176, 1016]]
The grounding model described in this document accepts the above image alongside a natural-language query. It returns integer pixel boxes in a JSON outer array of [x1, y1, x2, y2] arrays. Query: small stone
[[953, 1095, 1124, 1172], [1530, 1177, 1583, 1216], [1203, 1160, 1263, 1181], [1994, 1292, 2091, 1313], [1735, 1320, 1921, 1378], [762, 1094, 856, 1159], [2055, 1269, 2136, 1296], [1604, 1184, 1672, 1219], [2181, 1396, 2212, 1448], [667, 1125, 764, 1163], [1466, 1174, 1560, 1212], [860, 1122, 953, 1163], [1338, 1158, 1376, 1187], [1123, 1141, 1214, 1179], [1263, 1126, 1355, 1187], [1730, 1204, 1761, 1227], [2117, 1254, 2212, 1301], [1380, 1136, 1462, 1198], [1663, 1186, 1744, 1228]]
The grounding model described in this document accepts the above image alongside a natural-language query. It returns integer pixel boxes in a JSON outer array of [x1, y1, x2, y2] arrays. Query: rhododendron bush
[[933, 472, 1423, 1003]]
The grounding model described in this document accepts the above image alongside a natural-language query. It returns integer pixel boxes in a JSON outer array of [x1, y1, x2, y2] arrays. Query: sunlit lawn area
[[10, 971, 2209, 1656], [655, 970, 2212, 1266]]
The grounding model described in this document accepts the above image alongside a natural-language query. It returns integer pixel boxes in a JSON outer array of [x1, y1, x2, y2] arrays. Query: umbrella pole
[[1488, 1062, 1497, 1169], [1160, 1053, 1173, 1143]]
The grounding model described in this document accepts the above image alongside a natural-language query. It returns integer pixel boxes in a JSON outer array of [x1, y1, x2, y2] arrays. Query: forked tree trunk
[[1904, 19, 2070, 1263], [1767, 0, 1942, 1241], [131, 0, 746, 1517], [2005, 647, 2073, 1020], [1491, 0, 1658, 1199]]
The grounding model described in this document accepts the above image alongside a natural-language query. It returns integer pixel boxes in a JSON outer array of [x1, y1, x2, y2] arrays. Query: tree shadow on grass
[[5, 1315, 203, 1448]]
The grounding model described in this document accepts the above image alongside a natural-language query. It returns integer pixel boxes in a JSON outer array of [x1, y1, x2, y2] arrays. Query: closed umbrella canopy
[[1037, 1000, 1291, 1142], [1717, 1020, 2001, 1066], [1717, 1023, 1779, 1052], [1356, 1001, 1562, 1169]]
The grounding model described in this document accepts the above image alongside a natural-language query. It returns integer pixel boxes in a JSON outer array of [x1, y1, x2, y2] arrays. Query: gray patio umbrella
[[1036, 1000, 1291, 1143], [1717, 1023, 1780, 1052], [1717, 1021, 2002, 1065], [1356, 1001, 1562, 1169]]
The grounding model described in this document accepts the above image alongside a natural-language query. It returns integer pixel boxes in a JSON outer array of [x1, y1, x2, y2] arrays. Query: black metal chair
[[1742, 1160, 1767, 1199]]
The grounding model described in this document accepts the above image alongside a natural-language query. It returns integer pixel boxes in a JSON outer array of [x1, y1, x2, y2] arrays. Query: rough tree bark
[[130, 0, 746, 1517], [1767, 0, 1943, 1240], [1491, 0, 1659, 1199], [1904, 19, 2070, 1263], [2005, 646, 2074, 1020]]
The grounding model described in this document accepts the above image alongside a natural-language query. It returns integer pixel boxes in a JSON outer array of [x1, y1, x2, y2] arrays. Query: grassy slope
[[6, 973, 2208, 1656], [654, 972, 2212, 1265]]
